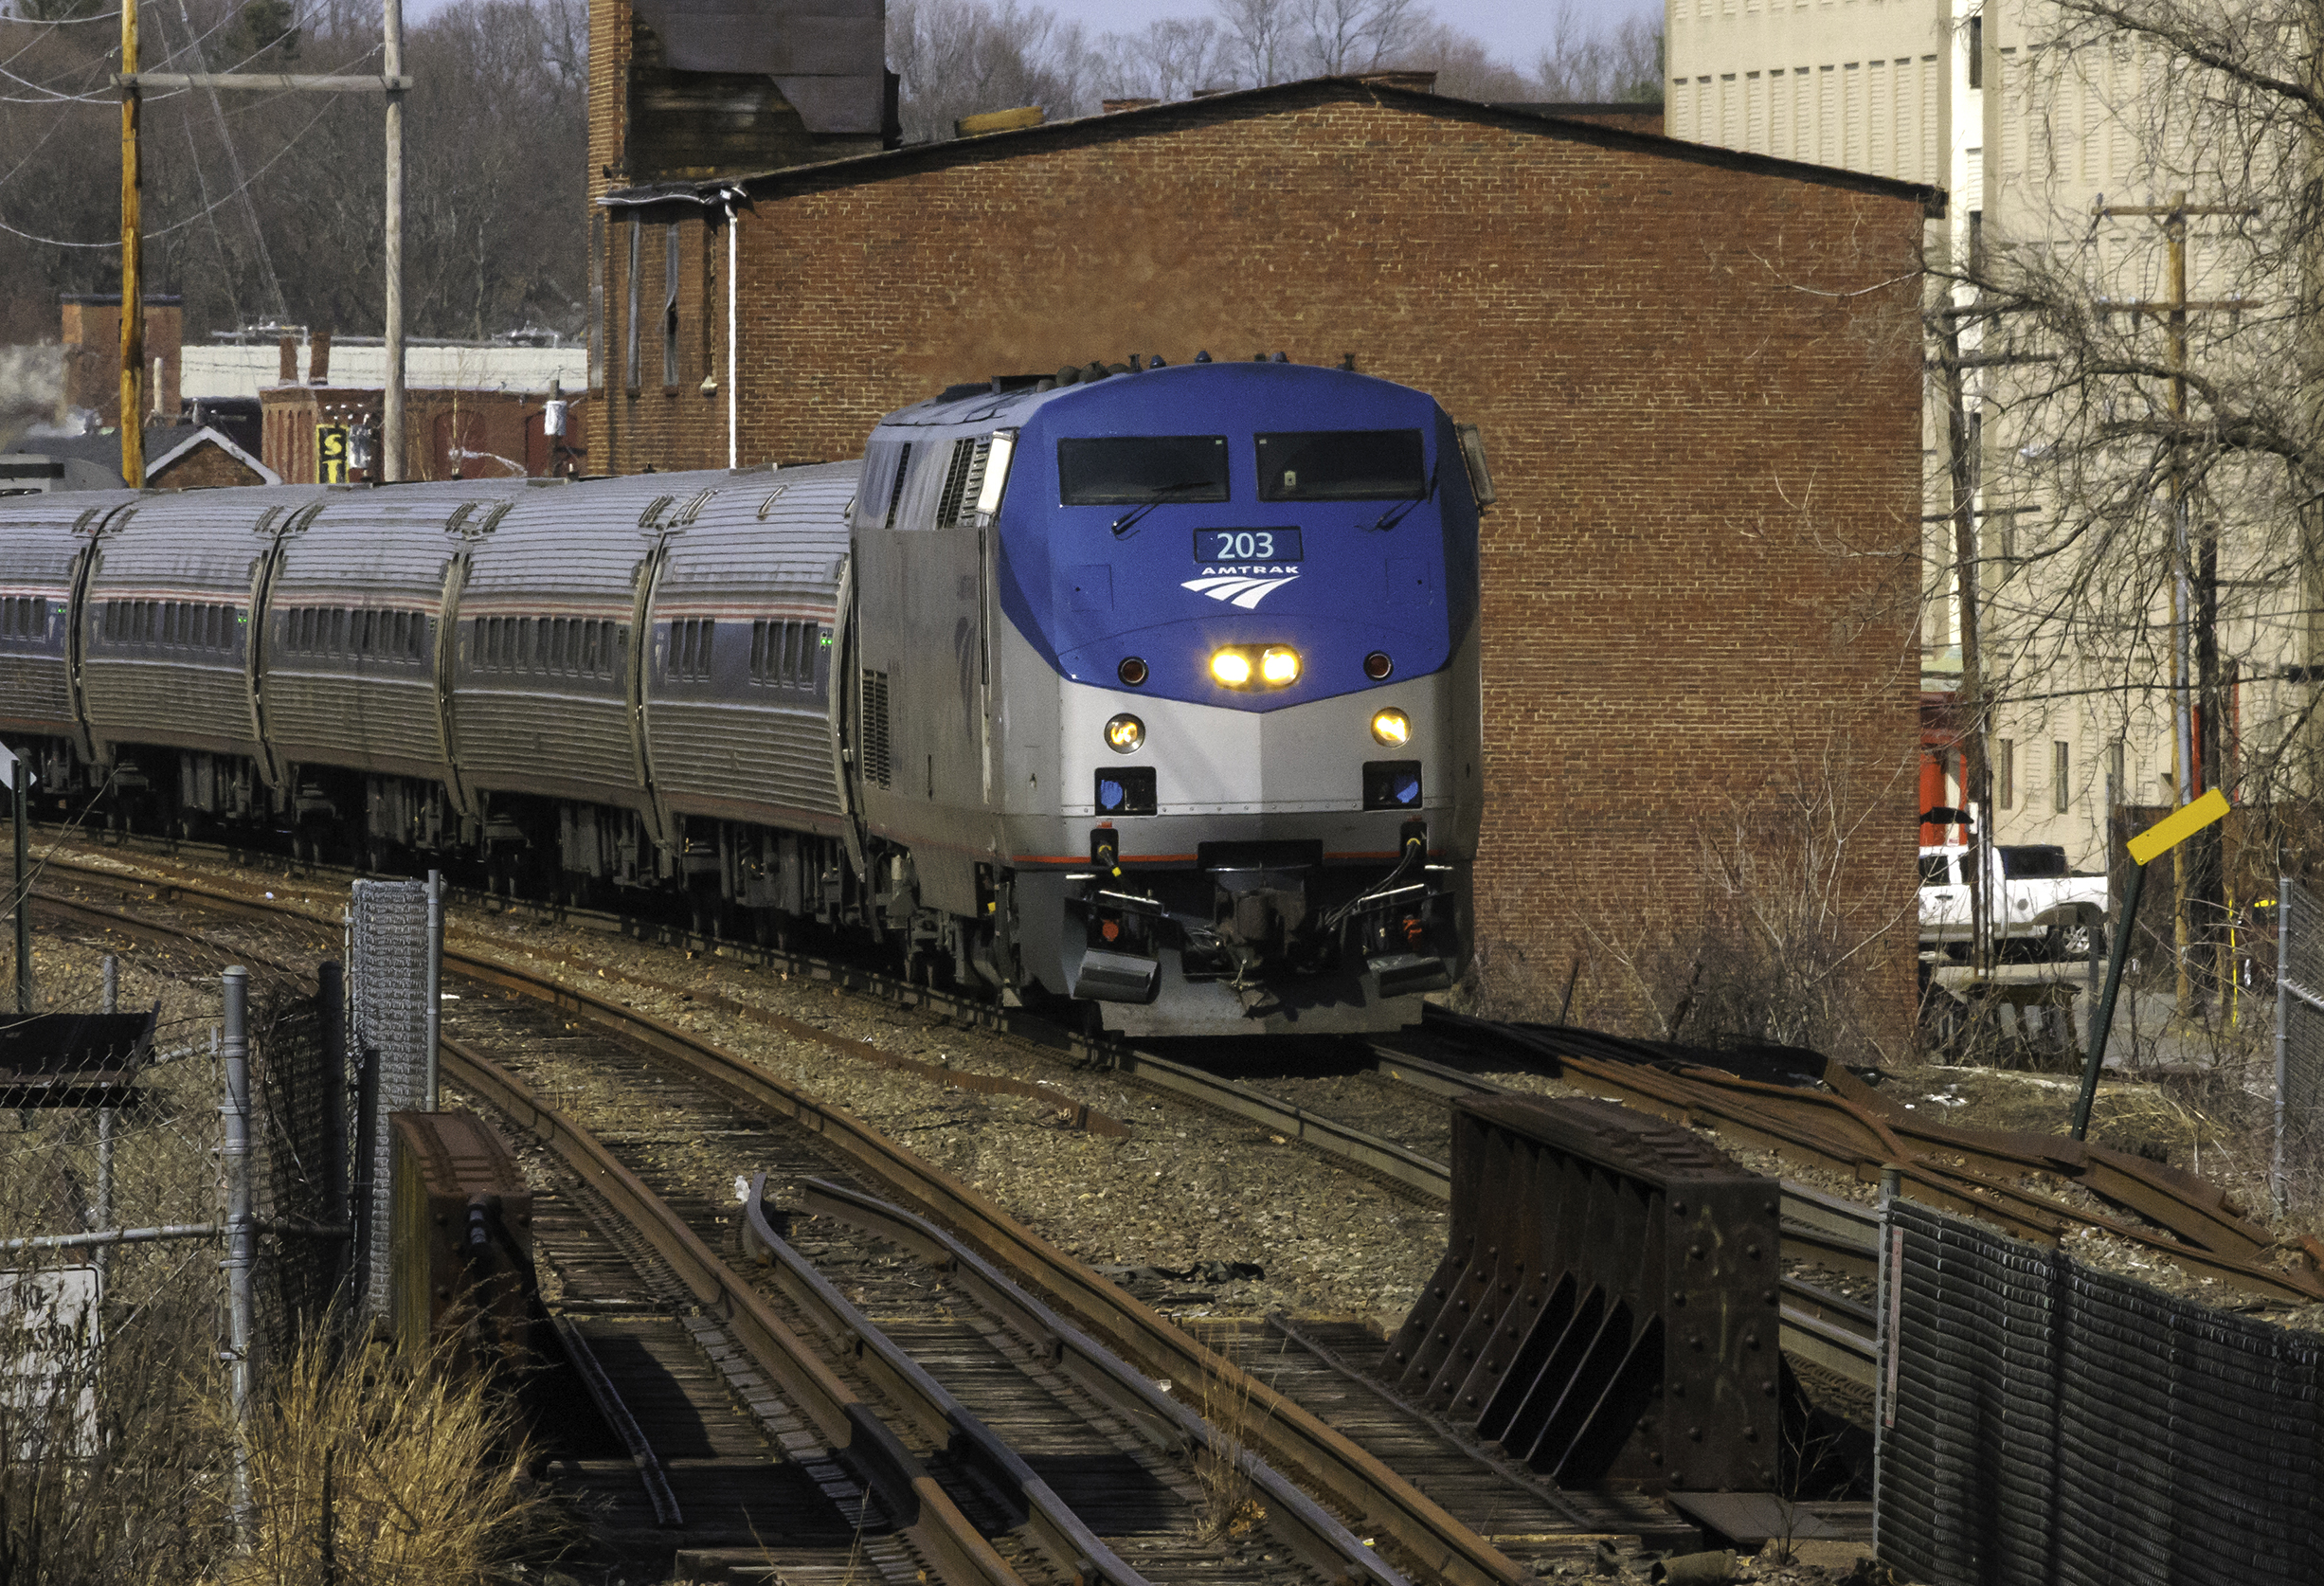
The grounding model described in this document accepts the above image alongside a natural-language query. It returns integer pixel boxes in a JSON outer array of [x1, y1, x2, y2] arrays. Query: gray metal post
[[2073, 859, 2150, 1140], [317, 961, 349, 1235], [351, 1046, 379, 1317], [423, 871, 442, 1110], [2277, 872, 2293, 1215], [221, 965, 255, 1545], [13, 752, 30, 1015], [1872, 1163, 1901, 1560], [98, 954, 117, 1281]]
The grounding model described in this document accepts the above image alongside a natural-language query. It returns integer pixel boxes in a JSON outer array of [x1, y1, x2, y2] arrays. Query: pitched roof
[[145, 424, 280, 485], [601, 75, 1943, 218]]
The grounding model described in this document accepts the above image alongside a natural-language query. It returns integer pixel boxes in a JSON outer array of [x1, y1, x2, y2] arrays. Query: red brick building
[[587, 81, 1937, 1050]]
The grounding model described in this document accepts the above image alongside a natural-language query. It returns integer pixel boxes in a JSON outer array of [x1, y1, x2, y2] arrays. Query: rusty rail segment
[[795, 1174, 1419, 1586], [34, 863, 1527, 1586], [737, 1175, 1154, 1586], [438, 1036, 1029, 1586], [1385, 1095, 1783, 1493], [1419, 1008, 2324, 1305]]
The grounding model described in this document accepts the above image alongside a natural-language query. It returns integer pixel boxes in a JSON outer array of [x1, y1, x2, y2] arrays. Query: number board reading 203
[[1194, 529, 1304, 565]]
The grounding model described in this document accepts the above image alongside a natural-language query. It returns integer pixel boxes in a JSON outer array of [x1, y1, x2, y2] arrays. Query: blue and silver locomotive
[[0, 356, 1485, 1036]]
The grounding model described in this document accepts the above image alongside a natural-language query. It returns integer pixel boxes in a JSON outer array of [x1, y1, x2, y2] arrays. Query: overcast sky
[[399, 0, 1666, 73], [1038, 0, 1663, 69]]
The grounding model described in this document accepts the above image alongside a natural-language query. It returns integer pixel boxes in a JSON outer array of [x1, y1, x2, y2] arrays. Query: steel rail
[[1417, 1009, 2324, 1305], [792, 1173, 1424, 1584], [441, 1034, 1028, 1586], [739, 1175, 1154, 1586], [22, 882, 1024, 1586], [32, 862, 1528, 1586]]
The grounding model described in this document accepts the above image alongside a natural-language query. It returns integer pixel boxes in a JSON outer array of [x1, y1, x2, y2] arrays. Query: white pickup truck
[[1919, 843, 2110, 959]]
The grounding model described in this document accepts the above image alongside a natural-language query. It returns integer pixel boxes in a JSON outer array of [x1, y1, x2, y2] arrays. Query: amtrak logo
[[1180, 566, 1300, 609]]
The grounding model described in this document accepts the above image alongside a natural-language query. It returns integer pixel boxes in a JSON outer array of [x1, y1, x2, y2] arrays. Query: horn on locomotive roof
[[1194, 350, 1212, 363]]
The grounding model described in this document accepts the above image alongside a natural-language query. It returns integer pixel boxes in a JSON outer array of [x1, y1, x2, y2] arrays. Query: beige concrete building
[[1669, 0, 2310, 881]]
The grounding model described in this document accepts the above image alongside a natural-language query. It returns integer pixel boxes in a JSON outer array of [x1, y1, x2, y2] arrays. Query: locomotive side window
[[1057, 436, 1229, 505], [1255, 429, 1427, 501]]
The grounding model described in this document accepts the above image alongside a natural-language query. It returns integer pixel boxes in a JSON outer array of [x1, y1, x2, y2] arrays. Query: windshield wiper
[[1362, 466, 1437, 532], [1109, 479, 1212, 538]]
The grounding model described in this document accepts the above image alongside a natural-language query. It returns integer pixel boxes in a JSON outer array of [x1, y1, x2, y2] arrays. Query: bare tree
[[888, 0, 1098, 139], [1528, 3, 1661, 101]]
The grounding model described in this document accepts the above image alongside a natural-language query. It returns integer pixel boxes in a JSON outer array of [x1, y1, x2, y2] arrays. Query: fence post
[[423, 871, 442, 1111], [317, 961, 349, 1240], [12, 750, 29, 1015], [98, 953, 117, 1284], [221, 965, 255, 1547], [352, 1045, 379, 1319], [2278, 873, 2294, 1216], [1872, 1163, 1901, 1563]]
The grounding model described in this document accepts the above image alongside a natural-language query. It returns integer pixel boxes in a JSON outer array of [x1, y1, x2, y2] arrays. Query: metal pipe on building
[[725, 189, 740, 470], [220, 964, 255, 1545]]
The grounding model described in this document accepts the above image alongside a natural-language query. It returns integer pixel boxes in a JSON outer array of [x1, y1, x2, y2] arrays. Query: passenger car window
[[1919, 855, 1954, 886], [1255, 429, 1426, 501], [1057, 436, 1229, 506]]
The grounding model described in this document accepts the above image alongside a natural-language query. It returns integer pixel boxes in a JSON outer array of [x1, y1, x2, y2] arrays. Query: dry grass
[[224, 1326, 562, 1585], [1189, 1361, 1270, 1544]]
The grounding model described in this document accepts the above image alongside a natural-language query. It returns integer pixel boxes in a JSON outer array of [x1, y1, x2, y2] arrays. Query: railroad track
[[31, 852, 1676, 1584]]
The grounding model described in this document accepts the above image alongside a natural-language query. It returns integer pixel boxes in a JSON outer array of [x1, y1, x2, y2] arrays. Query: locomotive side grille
[[860, 668, 892, 788], [934, 437, 990, 527]]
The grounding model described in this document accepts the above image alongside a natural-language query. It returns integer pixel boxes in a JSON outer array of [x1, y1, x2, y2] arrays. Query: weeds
[[225, 1325, 561, 1585], [1190, 1358, 1270, 1543]]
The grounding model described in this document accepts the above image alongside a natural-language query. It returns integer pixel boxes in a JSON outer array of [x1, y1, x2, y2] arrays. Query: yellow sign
[[2127, 786, 2231, 866], [315, 424, 349, 484]]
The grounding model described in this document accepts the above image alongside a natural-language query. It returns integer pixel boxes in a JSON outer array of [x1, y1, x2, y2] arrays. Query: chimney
[[58, 293, 182, 427], [278, 336, 297, 385], [308, 328, 332, 386]]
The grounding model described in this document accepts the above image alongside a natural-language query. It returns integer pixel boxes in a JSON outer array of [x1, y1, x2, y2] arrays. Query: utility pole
[[1939, 317, 1991, 977], [115, 50, 412, 486], [383, 0, 405, 481], [2095, 192, 2256, 1019], [118, 0, 142, 489], [11, 749, 29, 1016]]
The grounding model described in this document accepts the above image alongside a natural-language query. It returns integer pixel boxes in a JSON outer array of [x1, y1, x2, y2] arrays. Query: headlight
[[1105, 713, 1144, 752], [1260, 646, 1301, 685], [1211, 650, 1252, 687], [1371, 708, 1411, 748]]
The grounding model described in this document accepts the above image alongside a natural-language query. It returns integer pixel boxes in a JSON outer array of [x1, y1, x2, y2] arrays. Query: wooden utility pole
[[2096, 192, 2256, 1018], [118, 0, 141, 489], [1939, 318, 1992, 975], [115, 51, 411, 484]]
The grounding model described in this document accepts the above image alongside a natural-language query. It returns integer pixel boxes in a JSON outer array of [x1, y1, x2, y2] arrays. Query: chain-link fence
[[2276, 875, 2324, 1212], [0, 932, 349, 1582], [1875, 1197, 2324, 1586], [350, 877, 439, 1318]]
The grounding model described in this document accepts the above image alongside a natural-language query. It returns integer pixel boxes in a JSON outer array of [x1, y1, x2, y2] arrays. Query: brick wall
[[148, 436, 264, 490], [587, 84, 1932, 1050]]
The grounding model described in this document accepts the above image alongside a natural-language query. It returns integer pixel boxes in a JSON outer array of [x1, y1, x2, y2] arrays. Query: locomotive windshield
[[1255, 429, 1427, 501], [1057, 436, 1230, 505]]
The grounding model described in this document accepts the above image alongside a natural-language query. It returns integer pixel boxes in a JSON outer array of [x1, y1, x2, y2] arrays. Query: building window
[[2052, 741, 2070, 813], [1995, 738, 2014, 809], [625, 221, 642, 393], [2106, 740, 2124, 806], [662, 224, 681, 388], [1967, 14, 1983, 87]]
